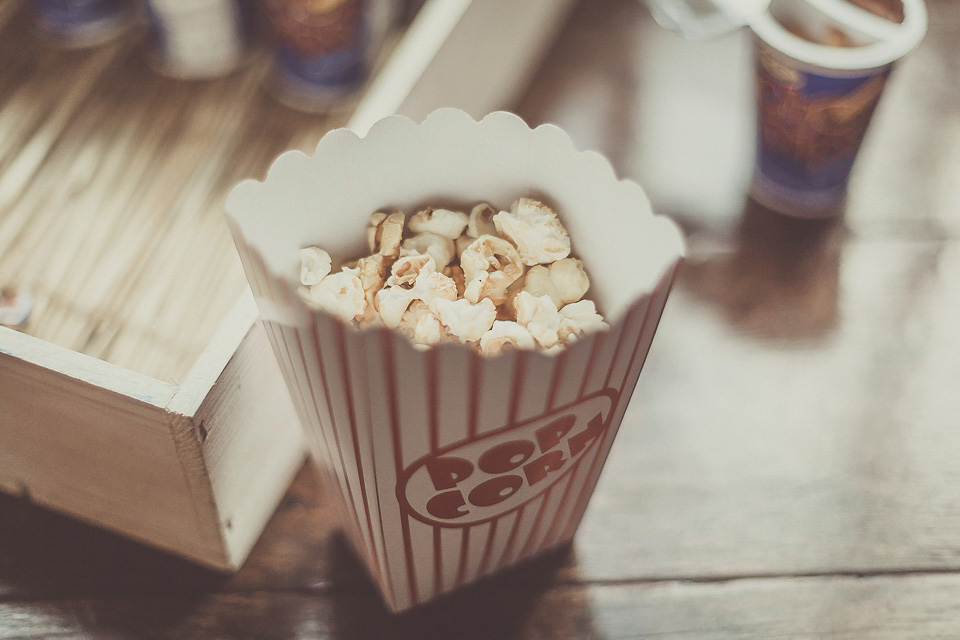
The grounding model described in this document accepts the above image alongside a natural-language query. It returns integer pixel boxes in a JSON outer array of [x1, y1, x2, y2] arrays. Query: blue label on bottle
[[32, 0, 124, 32], [267, 0, 369, 92], [275, 40, 367, 87]]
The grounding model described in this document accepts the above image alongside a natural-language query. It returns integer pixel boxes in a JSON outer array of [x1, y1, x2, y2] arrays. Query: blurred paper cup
[[748, 0, 927, 217], [225, 109, 684, 611]]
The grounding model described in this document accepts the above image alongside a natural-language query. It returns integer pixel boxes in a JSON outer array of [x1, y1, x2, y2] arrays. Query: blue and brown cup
[[748, 0, 927, 217]]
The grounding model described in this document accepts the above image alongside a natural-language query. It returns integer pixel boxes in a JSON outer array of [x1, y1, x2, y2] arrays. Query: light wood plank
[[170, 293, 306, 569], [0, 334, 225, 567], [0, 14, 341, 382]]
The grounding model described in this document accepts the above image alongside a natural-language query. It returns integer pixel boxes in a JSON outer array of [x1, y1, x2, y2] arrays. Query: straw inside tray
[[0, 3, 358, 384]]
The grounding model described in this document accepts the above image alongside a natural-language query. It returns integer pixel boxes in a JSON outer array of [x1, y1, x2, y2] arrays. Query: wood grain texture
[[8, 573, 960, 640], [0, 3, 349, 383], [4, 0, 960, 636]]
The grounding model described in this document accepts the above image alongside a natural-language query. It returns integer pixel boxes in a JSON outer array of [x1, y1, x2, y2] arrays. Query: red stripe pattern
[[234, 236, 682, 611]]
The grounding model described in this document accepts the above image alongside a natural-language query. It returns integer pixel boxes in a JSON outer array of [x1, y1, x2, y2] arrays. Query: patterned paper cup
[[748, 0, 927, 217], [225, 109, 685, 611]]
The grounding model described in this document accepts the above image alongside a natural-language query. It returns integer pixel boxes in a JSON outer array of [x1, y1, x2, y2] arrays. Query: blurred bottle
[[30, 0, 135, 48], [263, 0, 395, 112], [145, 0, 253, 79]]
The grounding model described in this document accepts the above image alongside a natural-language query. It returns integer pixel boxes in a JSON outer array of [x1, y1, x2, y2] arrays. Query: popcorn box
[[225, 109, 685, 611]]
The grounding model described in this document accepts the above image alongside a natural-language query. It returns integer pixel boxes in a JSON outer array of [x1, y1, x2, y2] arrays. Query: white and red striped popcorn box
[[225, 109, 685, 612]]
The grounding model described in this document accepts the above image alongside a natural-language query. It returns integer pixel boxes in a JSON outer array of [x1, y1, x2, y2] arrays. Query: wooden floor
[[5, 0, 960, 637], [0, 2, 357, 383]]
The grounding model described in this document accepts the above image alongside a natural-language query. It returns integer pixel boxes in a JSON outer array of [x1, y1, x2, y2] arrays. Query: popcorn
[[386, 254, 434, 289], [299, 267, 366, 322], [455, 234, 474, 260], [460, 235, 524, 305], [418, 271, 458, 305], [397, 301, 447, 347], [414, 312, 445, 347], [368, 211, 405, 258], [377, 255, 457, 328], [409, 207, 469, 239], [396, 300, 428, 336], [479, 320, 535, 356], [521, 265, 563, 309], [355, 254, 387, 325], [402, 231, 455, 268], [398, 299, 430, 325], [467, 203, 498, 238], [493, 198, 571, 266], [549, 258, 590, 305], [356, 253, 386, 294], [514, 291, 563, 349], [299, 247, 332, 286], [297, 198, 605, 354], [431, 297, 497, 342], [443, 265, 466, 297], [498, 277, 526, 321], [558, 299, 608, 343], [366, 212, 386, 252]]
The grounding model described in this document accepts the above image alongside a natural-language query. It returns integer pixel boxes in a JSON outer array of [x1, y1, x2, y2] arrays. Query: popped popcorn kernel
[[366, 212, 387, 252], [355, 254, 387, 317], [377, 256, 456, 328], [414, 311, 446, 346], [299, 246, 332, 286], [467, 203, 498, 238], [370, 211, 405, 258], [398, 300, 431, 330], [480, 320, 536, 356], [498, 276, 527, 321], [402, 231, 455, 268], [455, 234, 474, 260], [558, 300, 608, 343], [431, 297, 497, 342], [356, 253, 386, 286], [443, 265, 466, 297], [397, 301, 448, 346], [299, 268, 366, 322], [521, 265, 563, 309], [460, 235, 524, 305], [387, 254, 435, 289], [419, 271, 458, 305], [493, 198, 571, 266], [549, 258, 590, 305], [376, 286, 417, 328], [409, 207, 469, 239], [514, 291, 563, 349]]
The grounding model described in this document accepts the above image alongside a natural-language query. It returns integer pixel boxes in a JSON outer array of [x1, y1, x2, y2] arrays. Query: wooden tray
[[0, 0, 577, 570]]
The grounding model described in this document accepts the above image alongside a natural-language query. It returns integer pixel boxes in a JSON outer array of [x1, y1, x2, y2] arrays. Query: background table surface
[[4, 0, 960, 638]]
